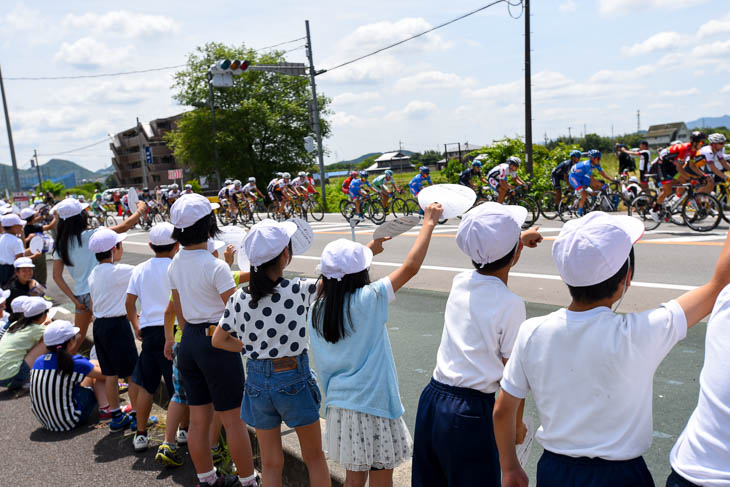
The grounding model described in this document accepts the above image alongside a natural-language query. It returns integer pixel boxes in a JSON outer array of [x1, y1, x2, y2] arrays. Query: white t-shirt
[[88, 263, 135, 318], [126, 257, 172, 328], [167, 248, 235, 324], [639, 149, 652, 172], [501, 300, 687, 460], [433, 272, 525, 394], [0, 233, 24, 265], [670, 285, 730, 485]]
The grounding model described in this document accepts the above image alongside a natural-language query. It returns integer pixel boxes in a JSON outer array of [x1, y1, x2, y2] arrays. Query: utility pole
[[305, 20, 327, 210], [611, 124, 614, 141], [33, 149, 42, 190], [637, 109, 641, 133], [524, 0, 533, 176], [583, 124, 587, 137], [567, 126, 572, 142], [206, 72, 222, 188], [136, 118, 148, 189], [0, 65, 20, 191]]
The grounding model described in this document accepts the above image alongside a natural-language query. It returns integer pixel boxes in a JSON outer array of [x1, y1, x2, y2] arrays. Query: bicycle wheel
[[152, 213, 163, 225], [539, 191, 559, 220], [104, 215, 118, 227], [342, 201, 357, 222], [389, 198, 408, 218], [558, 194, 580, 222], [682, 192, 721, 232], [367, 200, 387, 224], [628, 194, 661, 231], [339, 199, 350, 219], [402, 198, 420, 217], [718, 192, 730, 224], [309, 198, 324, 221], [238, 205, 253, 227], [511, 195, 539, 228], [267, 202, 279, 220]]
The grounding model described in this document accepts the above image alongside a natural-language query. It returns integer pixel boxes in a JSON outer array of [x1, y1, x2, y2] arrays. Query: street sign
[[248, 62, 307, 76], [304, 136, 315, 153], [145, 146, 152, 164], [168, 169, 183, 180]]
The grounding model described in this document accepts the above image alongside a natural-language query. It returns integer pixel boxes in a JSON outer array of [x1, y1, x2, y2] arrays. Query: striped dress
[[30, 353, 94, 432]]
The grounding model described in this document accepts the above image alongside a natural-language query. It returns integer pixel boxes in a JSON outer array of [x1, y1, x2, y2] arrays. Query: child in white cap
[[7, 257, 46, 307], [53, 197, 144, 353], [20, 205, 57, 287], [306, 203, 443, 487], [411, 202, 543, 486], [0, 213, 39, 287], [0, 296, 52, 391], [0, 289, 11, 340], [166, 193, 256, 487], [87, 227, 138, 432], [213, 218, 330, 486], [494, 212, 730, 487], [30, 320, 109, 431], [125, 222, 178, 452]]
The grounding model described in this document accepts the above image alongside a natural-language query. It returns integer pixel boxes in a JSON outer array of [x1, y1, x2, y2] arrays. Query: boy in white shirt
[[125, 222, 178, 452], [88, 227, 138, 433], [0, 214, 37, 287], [412, 203, 542, 486], [494, 212, 730, 487]]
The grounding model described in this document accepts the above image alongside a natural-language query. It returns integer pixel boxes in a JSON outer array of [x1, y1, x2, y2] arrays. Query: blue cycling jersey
[[570, 160, 602, 179], [409, 174, 432, 194], [348, 179, 371, 196]]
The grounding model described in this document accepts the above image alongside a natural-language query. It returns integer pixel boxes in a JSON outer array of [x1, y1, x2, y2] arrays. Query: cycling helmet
[[472, 161, 482, 168], [419, 166, 430, 174], [282, 172, 291, 179], [587, 149, 602, 160], [276, 172, 283, 178], [507, 156, 521, 166], [306, 172, 312, 177], [690, 131, 707, 143], [359, 171, 369, 178], [185, 184, 192, 190], [298, 171, 306, 177], [233, 179, 241, 187], [248, 177, 256, 183], [350, 171, 358, 178], [224, 179, 232, 186], [384, 169, 394, 176], [569, 150, 582, 159], [95, 194, 102, 199], [708, 133, 726, 144]]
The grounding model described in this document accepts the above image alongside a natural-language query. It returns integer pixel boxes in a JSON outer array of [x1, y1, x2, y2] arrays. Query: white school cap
[[22, 296, 53, 317], [11, 295, 29, 314], [44, 320, 80, 347], [1, 214, 25, 227], [0, 206, 12, 215], [170, 193, 213, 229], [0, 289, 10, 303], [88, 228, 127, 253], [320, 238, 373, 280], [207, 239, 226, 254], [20, 207, 36, 220], [54, 198, 89, 220], [456, 202, 527, 266], [14, 257, 35, 269], [552, 211, 644, 287], [243, 219, 297, 268], [149, 222, 176, 246]]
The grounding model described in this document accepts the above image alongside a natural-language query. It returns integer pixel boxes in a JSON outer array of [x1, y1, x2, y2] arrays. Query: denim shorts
[[242, 350, 322, 430]]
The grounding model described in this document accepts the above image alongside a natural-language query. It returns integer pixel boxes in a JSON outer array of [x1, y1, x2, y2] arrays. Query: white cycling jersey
[[698, 145, 727, 172], [242, 182, 257, 195], [487, 163, 516, 181]]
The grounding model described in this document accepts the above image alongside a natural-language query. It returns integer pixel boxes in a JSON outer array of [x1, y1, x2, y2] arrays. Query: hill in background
[[686, 114, 730, 129], [326, 150, 415, 169]]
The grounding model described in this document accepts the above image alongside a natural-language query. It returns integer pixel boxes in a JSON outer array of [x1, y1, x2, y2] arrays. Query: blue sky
[[1, 0, 729, 171]]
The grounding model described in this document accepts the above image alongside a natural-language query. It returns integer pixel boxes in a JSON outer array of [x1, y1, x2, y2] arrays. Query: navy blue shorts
[[92, 316, 138, 378], [177, 323, 244, 411], [666, 469, 700, 487], [537, 450, 654, 487], [0, 361, 30, 389], [131, 326, 173, 397], [412, 378, 499, 487], [74, 385, 97, 426]]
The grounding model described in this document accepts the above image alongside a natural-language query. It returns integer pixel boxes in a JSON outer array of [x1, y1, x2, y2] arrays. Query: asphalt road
[[0, 213, 721, 485]]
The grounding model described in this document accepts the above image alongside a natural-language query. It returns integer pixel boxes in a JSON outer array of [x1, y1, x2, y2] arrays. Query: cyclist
[[698, 133, 729, 187], [167, 184, 181, 205], [140, 187, 153, 202], [305, 172, 317, 194], [409, 166, 433, 197], [568, 150, 613, 216], [242, 177, 266, 206], [652, 131, 707, 221], [90, 193, 105, 224], [267, 173, 282, 202], [184, 184, 194, 194], [372, 169, 401, 209], [348, 171, 373, 220], [291, 172, 312, 198], [272, 172, 295, 217], [458, 160, 488, 189], [487, 156, 529, 204], [551, 150, 582, 205], [341, 171, 358, 195]]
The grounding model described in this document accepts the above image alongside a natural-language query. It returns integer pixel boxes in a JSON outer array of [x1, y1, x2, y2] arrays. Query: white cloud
[[621, 32, 682, 56], [385, 101, 438, 121], [332, 92, 381, 106], [659, 88, 699, 96], [62, 11, 180, 38], [321, 54, 402, 83], [2, 4, 40, 32], [53, 78, 171, 105], [722, 85, 730, 93], [53, 37, 136, 70], [464, 39, 481, 48], [692, 39, 730, 56], [559, 1, 577, 12], [697, 14, 730, 38], [598, 0, 707, 15], [331, 111, 360, 126], [394, 71, 477, 92]]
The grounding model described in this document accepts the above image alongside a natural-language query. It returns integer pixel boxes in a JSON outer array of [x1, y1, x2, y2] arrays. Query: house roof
[[645, 128, 677, 138], [375, 151, 411, 162], [646, 122, 687, 135]]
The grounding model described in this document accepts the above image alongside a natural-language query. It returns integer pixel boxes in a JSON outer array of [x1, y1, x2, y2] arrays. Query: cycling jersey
[[167, 190, 180, 200], [217, 186, 230, 199], [341, 176, 354, 194], [568, 160, 602, 190], [697, 145, 726, 172], [242, 182, 257, 195], [291, 177, 307, 189], [487, 163, 516, 182], [409, 174, 432, 195], [551, 160, 573, 178], [373, 175, 395, 191], [458, 168, 479, 186], [306, 176, 316, 193], [348, 178, 371, 197]]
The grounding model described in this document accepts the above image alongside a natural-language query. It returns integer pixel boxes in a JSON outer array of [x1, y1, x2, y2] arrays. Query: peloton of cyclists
[[272, 172, 296, 217], [372, 169, 401, 209], [568, 150, 613, 216], [458, 160, 488, 190], [487, 156, 528, 204], [550, 150, 582, 205]]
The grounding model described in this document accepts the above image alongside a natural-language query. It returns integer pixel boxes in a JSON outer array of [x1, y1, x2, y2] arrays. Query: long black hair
[[8, 310, 48, 334], [55, 213, 88, 266], [171, 213, 219, 246], [310, 269, 371, 344], [249, 241, 292, 303], [46, 337, 75, 376]]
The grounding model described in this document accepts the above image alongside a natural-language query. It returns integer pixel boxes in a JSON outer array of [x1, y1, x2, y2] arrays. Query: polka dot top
[[218, 277, 318, 359]]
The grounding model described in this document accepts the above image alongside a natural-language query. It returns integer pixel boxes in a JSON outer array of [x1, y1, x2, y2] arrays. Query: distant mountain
[[0, 158, 104, 190], [686, 114, 730, 129], [326, 150, 416, 169], [95, 165, 115, 175]]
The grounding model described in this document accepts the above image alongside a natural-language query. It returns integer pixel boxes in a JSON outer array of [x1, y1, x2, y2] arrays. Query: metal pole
[[136, 118, 148, 189], [524, 0, 533, 176], [207, 72, 222, 188], [33, 149, 42, 189], [305, 20, 327, 211], [0, 65, 20, 190]]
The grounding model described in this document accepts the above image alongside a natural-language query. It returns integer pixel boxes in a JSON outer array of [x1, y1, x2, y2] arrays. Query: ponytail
[[249, 241, 292, 303], [7, 311, 47, 334], [46, 339, 75, 376]]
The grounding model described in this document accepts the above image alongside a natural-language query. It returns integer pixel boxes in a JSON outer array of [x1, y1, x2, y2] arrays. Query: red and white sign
[[168, 169, 183, 180]]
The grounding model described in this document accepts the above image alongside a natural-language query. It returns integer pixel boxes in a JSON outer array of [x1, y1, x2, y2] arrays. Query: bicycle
[[713, 179, 730, 224], [505, 184, 539, 228], [558, 184, 623, 222], [628, 181, 722, 232], [343, 193, 386, 224], [375, 188, 411, 218]]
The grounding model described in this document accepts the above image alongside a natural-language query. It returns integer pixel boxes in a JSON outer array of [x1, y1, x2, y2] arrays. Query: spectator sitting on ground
[[7, 258, 46, 310], [0, 289, 11, 340]]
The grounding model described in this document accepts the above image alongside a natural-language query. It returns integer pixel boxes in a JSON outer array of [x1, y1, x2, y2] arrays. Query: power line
[[319, 0, 523, 75], [37, 137, 111, 157]]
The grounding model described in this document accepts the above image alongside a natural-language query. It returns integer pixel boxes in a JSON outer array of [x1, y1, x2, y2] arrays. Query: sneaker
[[109, 413, 133, 432], [176, 427, 188, 445], [99, 406, 112, 421], [120, 404, 133, 414], [155, 443, 183, 468], [196, 474, 241, 487], [649, 210, 660, 222], [133, 432, 149, 452]]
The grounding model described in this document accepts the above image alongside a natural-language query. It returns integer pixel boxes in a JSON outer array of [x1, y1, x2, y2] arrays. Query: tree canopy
[[166, 42, 331, 187]]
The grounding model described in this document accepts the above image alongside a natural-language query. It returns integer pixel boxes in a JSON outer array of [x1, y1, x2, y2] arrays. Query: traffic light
[[209, 59, 249, 75]]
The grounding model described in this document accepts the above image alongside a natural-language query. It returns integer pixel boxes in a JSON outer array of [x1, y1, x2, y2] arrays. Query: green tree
[[166, 42, 331, 188], [40, 180, 65, 196], [185, 179, 202, 193], [357, 155, 378, 171]]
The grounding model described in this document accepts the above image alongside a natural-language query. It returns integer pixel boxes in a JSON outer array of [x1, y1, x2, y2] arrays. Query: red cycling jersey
[[666, 142, 695, 163], [341, 176, 354, 194]]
